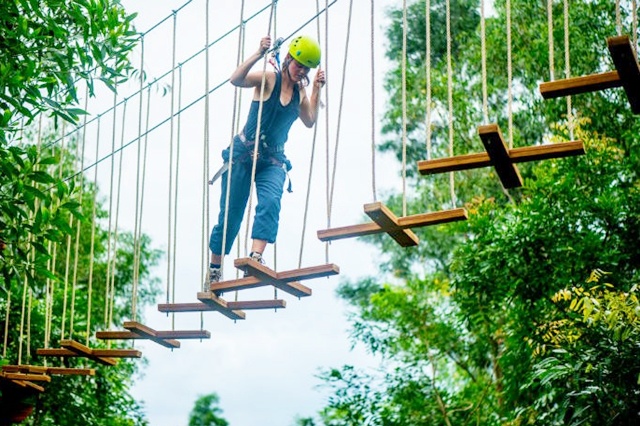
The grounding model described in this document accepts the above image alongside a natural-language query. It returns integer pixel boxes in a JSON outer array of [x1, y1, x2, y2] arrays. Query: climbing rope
[[480, 0, 488, 123], [86, 115, 102, 343], [446, 0, 456, 206], [166, 10, 178, 306], [426, 0, 432, 158], [401, 0, 408, 216], [370, 0, 378, 199], [563, 0, 574, 140], [506, 0, 514, 148]]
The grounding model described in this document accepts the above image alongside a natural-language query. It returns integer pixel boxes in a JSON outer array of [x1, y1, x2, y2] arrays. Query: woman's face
[[288, 59, 310, 82]]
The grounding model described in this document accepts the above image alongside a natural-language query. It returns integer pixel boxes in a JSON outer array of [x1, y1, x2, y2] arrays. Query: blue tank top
[[242, 72, 300, 151]]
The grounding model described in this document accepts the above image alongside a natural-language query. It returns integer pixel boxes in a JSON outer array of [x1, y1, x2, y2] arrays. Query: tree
[[188, 393, 229, 426]]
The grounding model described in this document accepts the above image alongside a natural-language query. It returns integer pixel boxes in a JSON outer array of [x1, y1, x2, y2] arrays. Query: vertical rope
[[328, 0, 355, 226], [104, 87, 118, 329], [69, 88, 90, 339], [324, 0, 330, 263], [166, 11, 178, 306], [401, 0, 408, 216], [633, 0, 638, 50], [242, 1, 277, 255], [446, 0, 456, 206], [297, 0, 324, 268], [86, 115, 102, 344], [547, 0, 555, 81], [564, 0, 573, 140], [132, 85, 153, 322], [172, 66, 184, 323], [202, 0, 211, 287], [426, 0, 433, 159], [616, 0, 622, 35], [371, 0, 378, 198], [480, 0, 488, 123], [506, 0, 514, 148], [132, 36, 145, 322], [109, 100, 128, 330], [2, 291, 9, 358], [220, 0, 247, 276]]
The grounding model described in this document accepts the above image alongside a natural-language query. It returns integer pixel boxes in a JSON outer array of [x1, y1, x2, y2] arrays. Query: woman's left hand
[[314, 68, 326, 88]]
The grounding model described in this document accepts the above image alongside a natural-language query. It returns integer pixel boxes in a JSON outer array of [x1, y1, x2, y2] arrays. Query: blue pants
[[209, 137, 286, 256]]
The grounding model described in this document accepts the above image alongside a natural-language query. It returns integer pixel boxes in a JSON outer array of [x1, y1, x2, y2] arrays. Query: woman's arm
[[230, 36, 272, 88], [299, 68, 326, 128]]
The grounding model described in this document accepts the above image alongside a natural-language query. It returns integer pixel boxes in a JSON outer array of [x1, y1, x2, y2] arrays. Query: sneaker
[[203, 267, 222, 292], [244, 252, 265, 277]]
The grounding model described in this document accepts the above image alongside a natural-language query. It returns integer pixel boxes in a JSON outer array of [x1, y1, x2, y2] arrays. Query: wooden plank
[[509, 140, 585, 163], [539, 70, 621, 98], [60, 340, 118, 366], [478, 124, 523, 189], [608, 35, 640, 113], [17, 381, 45, 392], [418, 152, 492, 175], [158, 300, 286, 312], [2, 365, 48, 374], [46, 367, 95, 376], [97, 329, 210, 340], [197, 292, 246, 320], [3, 372, 51, 382], [234, 258, 313, 297], [319, 208, 468, 242], [275, 264, 340, 281], [123, 321, 181, 349], [364, 202, 419, 247], [317, 222, 383, 241], [227, 299, 287, 310], [36, 348, 139, 360]]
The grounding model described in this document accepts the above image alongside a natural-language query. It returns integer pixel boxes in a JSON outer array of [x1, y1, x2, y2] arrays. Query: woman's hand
[[258, 36, 271, 56], [314, 68, 326, 88]]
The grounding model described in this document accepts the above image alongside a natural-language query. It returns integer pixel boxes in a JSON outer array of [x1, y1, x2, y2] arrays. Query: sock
[[210, 263, 220, 269]]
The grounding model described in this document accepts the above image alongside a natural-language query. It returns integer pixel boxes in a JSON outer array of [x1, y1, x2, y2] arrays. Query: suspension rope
[[446, 0, 456, 206], [220, 0, 247, 279], [426, 0, 432, 158], [201, 0, 211, 290], [327, 0, 354, 228], [547, 0, 555, 81], [371, 0, 378, 198], [242, 0, 278, 255], [563, 0, 573, 140], [480, 0, 488, 123], [104, 87, 118, 330], [401, 0, 408, 216], [506, 0, 514, 148], [616, 0, 622, 35], [172, 65, 184, 327], [297, 0, 324, 269], [633, 0, 638, 50], [132, 85, 153, 322], [85, 115, 102, 344], [68, 88, 91, 340], [166, 10, 178, 306]]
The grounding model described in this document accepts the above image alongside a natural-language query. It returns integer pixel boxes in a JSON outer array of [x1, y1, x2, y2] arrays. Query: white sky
[[80, 1, 402, 425]]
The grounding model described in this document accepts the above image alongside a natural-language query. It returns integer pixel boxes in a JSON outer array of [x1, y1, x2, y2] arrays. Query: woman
[[206, 35, 326, 288]]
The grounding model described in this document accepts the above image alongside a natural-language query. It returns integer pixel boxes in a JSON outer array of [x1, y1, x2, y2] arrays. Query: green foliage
[[0, 0, 138, 138], [315, 0, 640, 425], [188, 393, 229, 426]]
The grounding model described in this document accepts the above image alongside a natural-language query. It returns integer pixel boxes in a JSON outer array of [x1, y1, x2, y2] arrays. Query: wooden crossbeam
[[364, 202, 419, 246], [478, 124, 523, 188], [97, 329, 211, 340], [196, 292, 246, 320], [540, 35, 640, 113], [9, 380, 45, 392], [1, 372, 51, 383], [47, 367, 95, 376], [232, 259, 314, 297], [2, 365, 48, 375], [418, 124, 585, 189], [317, 203, 468, 244], [121, 322, 180, 348], [608, 35, 640, 113], [158, 299, 286, 313]]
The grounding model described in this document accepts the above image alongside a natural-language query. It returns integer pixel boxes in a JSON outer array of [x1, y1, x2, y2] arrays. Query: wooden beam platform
[[318, 203, 468, 244], [158, 299, 286, 313], [95, 321, 182, 349], [47, 367, 95, 376], [2, 365, 48, 375], [210, 261, 340, 298], [36, 339, 142, 366], [1, 372, 51, 383], [4, 378, 45, 392], [539, 35, 640, 113], [196, 292, 247, 320], [97, 329, 211, 340], [418, 124, 585, 189]]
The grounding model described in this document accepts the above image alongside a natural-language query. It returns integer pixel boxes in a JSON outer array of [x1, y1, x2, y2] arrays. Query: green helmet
[[288, 35, 321, 68]]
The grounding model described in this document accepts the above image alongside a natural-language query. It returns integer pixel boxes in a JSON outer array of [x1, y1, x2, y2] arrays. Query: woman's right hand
[[259, 36, 271, 56]]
